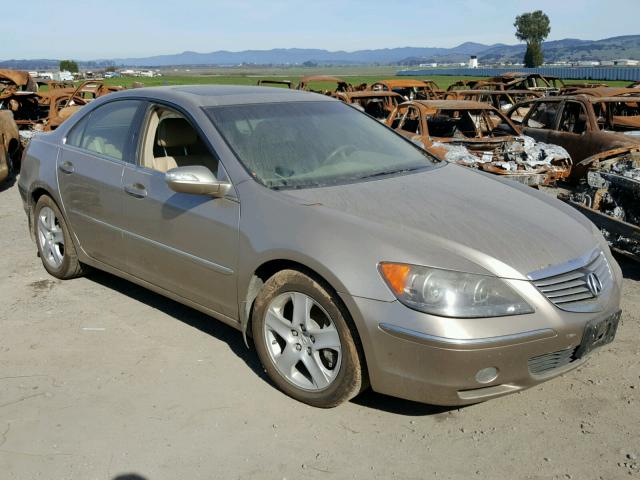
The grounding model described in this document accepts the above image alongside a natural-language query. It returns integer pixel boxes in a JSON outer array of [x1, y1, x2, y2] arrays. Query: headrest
[[156, 118, 197, 148]]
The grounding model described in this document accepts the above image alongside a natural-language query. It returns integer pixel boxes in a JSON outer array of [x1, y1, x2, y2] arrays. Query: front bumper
[[340, 262, 623, 406]]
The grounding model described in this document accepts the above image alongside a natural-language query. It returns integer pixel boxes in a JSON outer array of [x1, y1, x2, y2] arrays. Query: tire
[[252, 269, 365, 408], [34, 195, 86, 279]]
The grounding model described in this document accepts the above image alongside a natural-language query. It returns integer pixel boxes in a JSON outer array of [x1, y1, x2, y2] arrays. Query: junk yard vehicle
[[444, 89, 543, 112], [370, 79, 443, 100], [334, 91, 403, 121], [386, 100, 571, 186], [507, 94, 640, 259], [507, 94, 640, 179], [0, 110, 21, 183]]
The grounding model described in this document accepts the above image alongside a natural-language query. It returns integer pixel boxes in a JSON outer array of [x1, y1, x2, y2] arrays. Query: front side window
[[206, 101, 439, 189], [66, 100, 141, 161], [525, 101, 560, 129], [139, 105, 219, 175], [559, 101, 588, 134]]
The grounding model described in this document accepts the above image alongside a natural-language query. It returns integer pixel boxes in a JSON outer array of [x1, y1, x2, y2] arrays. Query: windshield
[[206, 101, 439, 189]]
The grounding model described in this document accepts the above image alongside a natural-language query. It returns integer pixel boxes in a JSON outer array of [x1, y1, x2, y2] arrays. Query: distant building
[[53, 71, 74, 81], [468, 56, 478, 69], [614, 59, 639, 66]]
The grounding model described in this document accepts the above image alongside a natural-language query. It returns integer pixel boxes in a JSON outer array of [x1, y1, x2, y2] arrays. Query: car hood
[[283, 163, 598, 279]]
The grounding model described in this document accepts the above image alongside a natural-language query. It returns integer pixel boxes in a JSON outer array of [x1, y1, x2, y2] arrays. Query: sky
[[2, 0, 639, 60]]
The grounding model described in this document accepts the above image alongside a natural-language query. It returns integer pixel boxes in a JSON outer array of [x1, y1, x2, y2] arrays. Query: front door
[[120, 104, 240, 319]]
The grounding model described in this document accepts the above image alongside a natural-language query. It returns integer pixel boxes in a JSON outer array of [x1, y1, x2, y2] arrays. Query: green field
[[97, 67, 632, 91]]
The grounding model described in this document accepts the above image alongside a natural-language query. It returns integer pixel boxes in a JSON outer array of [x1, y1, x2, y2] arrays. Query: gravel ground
[[0, 180, 639, 480]]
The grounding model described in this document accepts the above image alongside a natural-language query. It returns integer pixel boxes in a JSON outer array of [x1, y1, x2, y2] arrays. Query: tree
[[514, 10, 550, 68], [59, 59, 79, 73]]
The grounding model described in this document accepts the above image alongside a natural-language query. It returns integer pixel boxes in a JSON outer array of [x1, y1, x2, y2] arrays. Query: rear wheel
[[252, 269, 365, 408], [34, 195, 86, 279]]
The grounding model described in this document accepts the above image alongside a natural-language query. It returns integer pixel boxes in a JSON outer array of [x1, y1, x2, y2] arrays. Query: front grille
[[530, 250, 612, 312], [528, 347, 578, 375]]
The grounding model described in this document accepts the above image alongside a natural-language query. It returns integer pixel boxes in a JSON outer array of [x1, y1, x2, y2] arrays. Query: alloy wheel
[[263, 291, 342, 391], [37, 206, 65, 269]]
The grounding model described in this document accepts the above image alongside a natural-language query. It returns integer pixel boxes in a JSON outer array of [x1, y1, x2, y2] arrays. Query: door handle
[[59, 161, 74, 174], [124, 183, 147, 199]]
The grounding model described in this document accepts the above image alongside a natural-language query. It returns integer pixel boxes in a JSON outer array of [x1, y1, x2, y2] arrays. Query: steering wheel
[[325, 144, 357, 165]]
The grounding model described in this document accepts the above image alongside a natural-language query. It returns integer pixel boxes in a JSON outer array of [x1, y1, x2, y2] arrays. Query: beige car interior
[[142, 107, 218, 174]]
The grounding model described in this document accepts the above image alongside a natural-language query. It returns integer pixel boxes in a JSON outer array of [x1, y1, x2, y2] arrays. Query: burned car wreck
[[559, 147, 640, 260], [0, 110, 21, 183], [386, 100, 571, 186]]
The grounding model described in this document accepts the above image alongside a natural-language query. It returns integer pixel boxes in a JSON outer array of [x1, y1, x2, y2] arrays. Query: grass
[[98, 71, 632, 91]]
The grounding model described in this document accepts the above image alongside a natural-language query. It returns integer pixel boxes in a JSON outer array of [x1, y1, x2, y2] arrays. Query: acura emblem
[[586, 273, 603, 297]]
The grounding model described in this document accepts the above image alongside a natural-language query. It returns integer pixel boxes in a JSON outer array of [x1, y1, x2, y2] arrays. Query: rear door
[[119, 103, 240, 319], [57, 99, 143, 270]]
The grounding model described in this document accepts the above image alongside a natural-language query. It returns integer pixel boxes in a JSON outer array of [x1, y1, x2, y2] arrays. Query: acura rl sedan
[[18, 86, 622, 408]]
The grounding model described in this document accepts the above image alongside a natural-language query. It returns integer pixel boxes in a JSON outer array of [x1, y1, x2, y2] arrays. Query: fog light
[[475, 367, 499, 384]]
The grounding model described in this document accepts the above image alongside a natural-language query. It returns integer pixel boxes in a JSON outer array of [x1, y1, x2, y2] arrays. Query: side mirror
[[165, 166, 231, 197]]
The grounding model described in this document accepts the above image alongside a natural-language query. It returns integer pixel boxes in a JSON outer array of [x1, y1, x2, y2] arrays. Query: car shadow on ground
[[85, 269, 268, 384], [353, 390, 458, 416], [85, 269, 462, 416], [0, 175, 17, 193]]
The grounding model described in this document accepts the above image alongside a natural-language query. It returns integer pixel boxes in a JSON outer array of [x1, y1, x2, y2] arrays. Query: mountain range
[[1, 35, 639, 70]]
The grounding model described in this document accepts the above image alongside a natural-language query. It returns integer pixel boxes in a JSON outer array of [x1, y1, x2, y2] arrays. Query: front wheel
[[34, 195, 86, 279], [252, 269, 365, 408]]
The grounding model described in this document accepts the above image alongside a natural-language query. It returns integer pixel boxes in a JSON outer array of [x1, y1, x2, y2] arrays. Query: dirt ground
[[0, 180, 639, 480]]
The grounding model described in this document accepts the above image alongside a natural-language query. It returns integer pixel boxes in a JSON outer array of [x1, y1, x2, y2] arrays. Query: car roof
[[409, 99, 496, 110], [446, 89, 543, 96], [372, 79, 430, 87], [338, 91, 402, 99], [108, 85, 335, 107]]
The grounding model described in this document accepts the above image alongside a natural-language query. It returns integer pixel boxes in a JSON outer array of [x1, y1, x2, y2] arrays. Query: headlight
[[378, 262, 534, 318]]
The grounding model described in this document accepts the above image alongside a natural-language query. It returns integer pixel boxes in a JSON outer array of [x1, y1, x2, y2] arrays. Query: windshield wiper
[[356, 166, 424, 181]]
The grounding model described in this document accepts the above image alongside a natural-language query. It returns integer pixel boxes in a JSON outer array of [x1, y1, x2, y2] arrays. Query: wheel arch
[[241, 258, 370, 387]]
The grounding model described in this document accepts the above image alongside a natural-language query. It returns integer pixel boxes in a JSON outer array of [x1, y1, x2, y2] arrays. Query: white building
[[614, 59, 639, 66], [53, 71, 74, 81], [468, 56, 478, 68]]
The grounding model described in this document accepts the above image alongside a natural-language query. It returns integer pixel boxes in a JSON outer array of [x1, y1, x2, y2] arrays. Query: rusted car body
[[296, 75, 352, 95], [558, 146, 640, 260], [487, 72, 565, 94], [446, 79, 504, 91], [444, 89, 543, 112], [0, 110, 21, 183], [334, 91, 403, 120], [370, 79, 443, 100], [0, 69, 38, 96], [2, 77, 121, 133], [507, 94, 640, 257], [566, 87, 640, 98], [386, 100, 571, 186], [507, 95, 640, 179], [559, 83, 610, 95]]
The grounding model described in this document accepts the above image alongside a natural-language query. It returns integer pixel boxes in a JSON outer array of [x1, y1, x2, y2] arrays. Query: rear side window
[[66, 100, 141, 162]]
